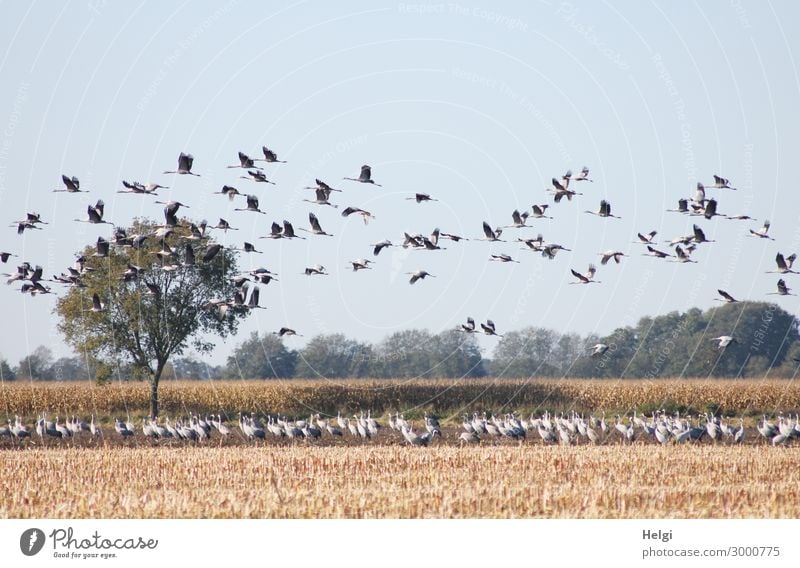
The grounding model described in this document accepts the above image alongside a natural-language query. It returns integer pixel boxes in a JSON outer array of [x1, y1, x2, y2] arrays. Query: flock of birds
[[1, 145, 785, 349], [2, 409, 799, 447]]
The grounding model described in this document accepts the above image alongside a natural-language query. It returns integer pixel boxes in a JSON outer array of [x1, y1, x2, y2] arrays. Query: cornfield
[[2, 446, 798, 518], [1, 378, 799, 420]]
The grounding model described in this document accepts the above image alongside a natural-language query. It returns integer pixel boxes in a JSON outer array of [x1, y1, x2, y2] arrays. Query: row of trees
[[9, 300, 798, 382]]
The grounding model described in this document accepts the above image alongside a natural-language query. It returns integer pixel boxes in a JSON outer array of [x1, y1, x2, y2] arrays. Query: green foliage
[[295, 333, 373, 378], [55, 218, 246, 415], [369, 329, 485, 378], [0, 357, 16, 381], [225, 332, 296, 379], [489, 301, 799, 379], [15, 346, 54, 380], [172, 356, 222, 380], [94, 362, 113, 386]]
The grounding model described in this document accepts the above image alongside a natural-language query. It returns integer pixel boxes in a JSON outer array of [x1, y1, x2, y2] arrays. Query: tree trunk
[[150, 363, 164, 419]]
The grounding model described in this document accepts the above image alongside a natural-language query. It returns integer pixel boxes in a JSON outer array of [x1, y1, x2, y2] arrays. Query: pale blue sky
[[0, 1, 798, 367]]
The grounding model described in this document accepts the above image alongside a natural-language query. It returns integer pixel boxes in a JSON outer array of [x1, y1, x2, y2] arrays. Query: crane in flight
[[90, 293, 106, 313], [489, 254, 519, 263], [119, 180, 167, 195], [275, 327, 302, 337], [440, 232, 469, 242], [708, 174, 736, 190], [692, 198, 723, 220], [304, 178, 341, 193], [344, 165, 382, 187], [598, 250, 627, 265], [163, 152, 199, 176], [572, 166, 593, 182], [246, 287, 266, 310], [348, 259, 373, 271], [585, 200, 620, 219], [240, 170, 275, 184], [370, 240, 393, 256], [547, 177, 582, 202], [715, 289, 738, 303], [227, 151, 261, 169], [460, 317, 477, 333], [667, 198, 689, 214], [768, 279, 795, 296], [212, 218, 238, 232], [303, 187, 338, 208], [530, 204, 552, 219], [480, 222, 504, 242], [234, 195, 266, 214], [711, 336, 736, 349], [480, 319, 503, 337], [155, 200, 189, 227], [257, 146, 286, 163], [304, 264, 328, 276], [692, 224, 714, 244], [213, 185, 241, 201], [53, 174, 85, 193], [589, 343, 609, 357], [14, 212, 47, 234], [75, 200, 113, 226], [748, 220, 774, 240], [406, 193, 437, 203], [570, 264, 599, 284], [341, 206, 375, 224], [299, 212, 333, 237], [505, 210, 531, 228], [672, 245, 697, 263], [540, 243, 571, 260], [768, 253, 797, 274], [633, 231, 658, 245], [406, 269, 434, 284]]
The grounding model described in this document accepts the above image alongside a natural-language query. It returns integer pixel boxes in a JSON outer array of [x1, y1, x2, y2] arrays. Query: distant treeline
[[3, 302, 799, 381]]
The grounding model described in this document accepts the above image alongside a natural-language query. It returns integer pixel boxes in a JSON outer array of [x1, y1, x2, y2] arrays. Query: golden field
[[2, 378, 799, 418], [2, 445, 799, 518]]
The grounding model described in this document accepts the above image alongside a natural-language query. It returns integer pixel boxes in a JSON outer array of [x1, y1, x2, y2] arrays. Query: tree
[[56, 218, 245, 417], [491, 327, 561, 377], [15, 345, 54, 380], [0, 357, 16, 381], [50, 356, 92, 380], [172, 356, 222, 380], [428, 330, 486, 377], [294, 333, 373, 378], [372, 329, 436, 378], [226, 332, 297, 378]]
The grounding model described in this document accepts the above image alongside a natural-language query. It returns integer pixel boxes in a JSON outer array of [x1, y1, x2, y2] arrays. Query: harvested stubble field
[[2, 378, 800, 418], [3, 379, 800, 519], [2, 445, 799, 518]]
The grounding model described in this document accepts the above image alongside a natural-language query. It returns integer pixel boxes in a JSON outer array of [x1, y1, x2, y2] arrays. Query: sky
[[0, 0, 798, 367]]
